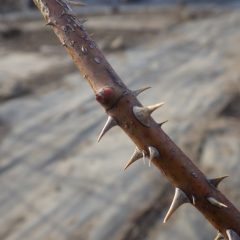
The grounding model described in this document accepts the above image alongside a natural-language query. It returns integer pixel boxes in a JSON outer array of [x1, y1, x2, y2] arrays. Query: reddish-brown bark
[[33, 0, 240, 238]]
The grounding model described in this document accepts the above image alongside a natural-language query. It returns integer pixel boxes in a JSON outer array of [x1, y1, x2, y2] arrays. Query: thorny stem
[[33, 0, 240, 239]]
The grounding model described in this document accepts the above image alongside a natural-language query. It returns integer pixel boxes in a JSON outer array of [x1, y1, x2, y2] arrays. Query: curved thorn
[[97, 116, 117, 142], [207, 197, 228, 208], [163, 188, 189, 223], [124, 148, 143, 170], [209, 176, 228, 188], [158, 120, 168, 128], [226, 229, 240, 240], [133, 86, 151, 97], [214, 232, 224, 240], [148, 146, 159, 164], [68, 0, 86, 6]]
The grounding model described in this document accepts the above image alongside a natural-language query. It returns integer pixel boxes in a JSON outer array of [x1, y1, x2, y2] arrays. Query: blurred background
[[0, 0, 240, 240]]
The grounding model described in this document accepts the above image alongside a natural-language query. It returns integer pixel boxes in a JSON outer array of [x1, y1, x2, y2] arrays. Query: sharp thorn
[[207, 197, 228, 208], [68, 0, 86, 6], [133, 86, 151, 97], [124, 148, 143, 170], [163, 188, 189, 223], [148, 146, 159, 164], [226, 229, 240, 240], [158, 120, 168, 127], [97, 116, 117, 142], [133, 102, 164, 127], [147, 102, 165, 114], [214, 232, 224, 240], [209, 176, 228, 188]]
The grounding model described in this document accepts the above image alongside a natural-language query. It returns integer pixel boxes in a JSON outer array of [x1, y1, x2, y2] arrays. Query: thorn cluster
[[96, 86, 239, 239], [33, 0, 240, 238]]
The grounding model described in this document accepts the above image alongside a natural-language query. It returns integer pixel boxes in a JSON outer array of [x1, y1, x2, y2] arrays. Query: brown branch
[[33, 0, 240, 239]]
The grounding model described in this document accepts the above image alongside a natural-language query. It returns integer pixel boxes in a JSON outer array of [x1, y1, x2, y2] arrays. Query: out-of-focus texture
[[0, 2, 239, 240]]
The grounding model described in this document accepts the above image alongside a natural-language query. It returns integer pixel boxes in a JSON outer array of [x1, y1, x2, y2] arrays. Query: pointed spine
[[124, 148, 143, 170], [158, 120, 168, 128], [207, 197, 228, 208], [163, 188, 189, 223], [133, 102, 165, 127], [97, 116, 117, 142], [209, 176, 228, 188], [226, 229, 240, 240], [133, 86, 151, 97], [147, 102, 165, 114]]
